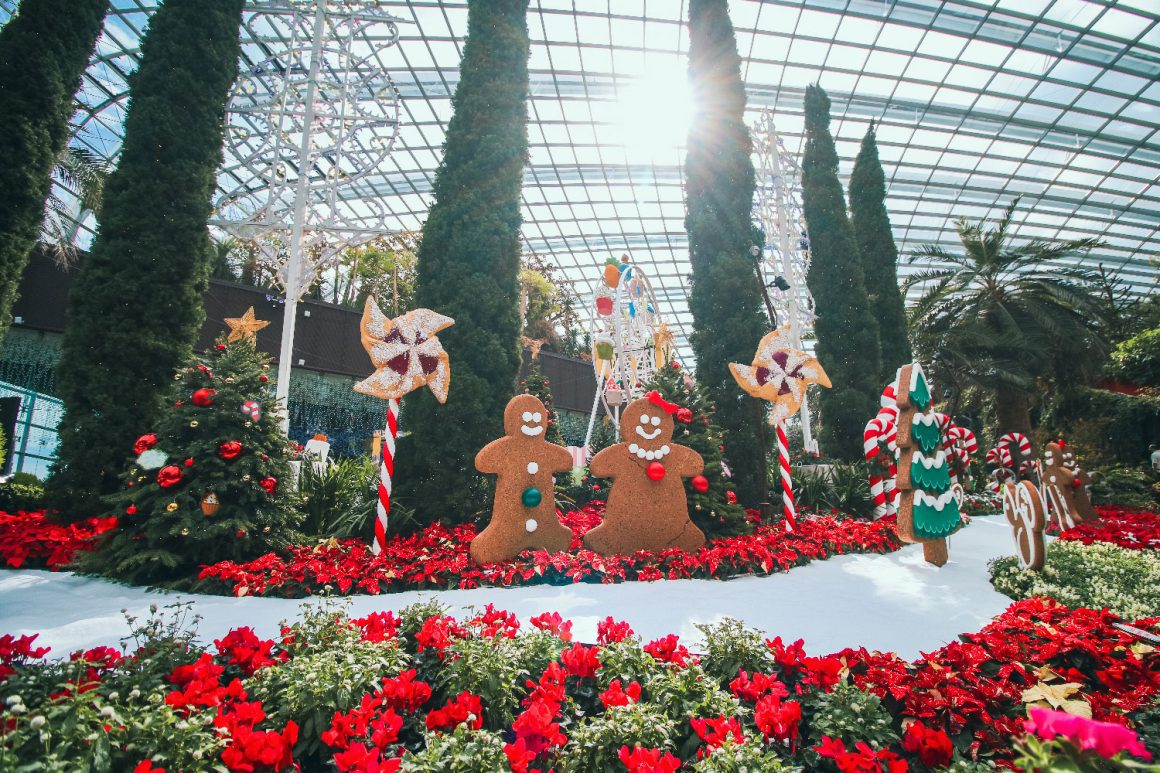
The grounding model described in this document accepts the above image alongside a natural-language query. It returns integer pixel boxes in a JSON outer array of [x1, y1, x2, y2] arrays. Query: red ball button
[[647, 461, 666, 481]]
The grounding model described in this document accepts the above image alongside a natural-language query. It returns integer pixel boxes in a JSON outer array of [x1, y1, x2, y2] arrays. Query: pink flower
[[1025, 707, 1151, 761]]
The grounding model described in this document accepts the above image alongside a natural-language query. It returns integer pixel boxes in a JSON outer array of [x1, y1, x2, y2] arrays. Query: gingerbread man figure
[[583, 392, 705, 555], [471, 394, 574, 564], [1042, 441, 1097, 530]]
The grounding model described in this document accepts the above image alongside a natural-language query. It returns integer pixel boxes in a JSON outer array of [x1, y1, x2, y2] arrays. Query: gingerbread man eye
[[522, 411, 533, 422], [650, 416, 661, 427], [639, 414, 650, 425], [533, 412, 542, 422]]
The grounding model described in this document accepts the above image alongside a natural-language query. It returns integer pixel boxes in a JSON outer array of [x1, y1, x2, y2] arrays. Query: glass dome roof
[[3, 0, 1157, 357]]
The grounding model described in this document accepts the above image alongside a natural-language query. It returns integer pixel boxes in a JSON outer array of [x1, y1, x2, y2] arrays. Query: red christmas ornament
[[259, 477, 278, 494], [259, 374, 268, 383], [216, 344, 227, 351], [133, 433, 158, 454], [218, 440, 243, 460], [725, 490, 738, 504], [156, 465, 183, 488], [1072, 478, 1083, 489], [691, 475, 709, 493], [593, 484, 601, 492], [126, 505, 137, 515], [671, 361, 680, 370], [675, 407, 693, 423], [646, 461, 666, 481], [174, 401, 184, 407], [184, 458, 195, 467], [191, 388, 216, 407], [260, 454, 269, 462]]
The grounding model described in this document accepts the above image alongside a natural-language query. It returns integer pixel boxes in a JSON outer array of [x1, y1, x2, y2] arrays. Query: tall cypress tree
[[47, 0, 245, 517], [0, 0, 108, 349], [849, 122, 911, 384], [684, 0, 770, 505], [801, 85, 882, 460], [395, 0, 531, 524]]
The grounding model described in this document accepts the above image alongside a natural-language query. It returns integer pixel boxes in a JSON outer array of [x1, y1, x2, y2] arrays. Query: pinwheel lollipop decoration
[[730, 325, 831, 531], [354, 299, 455, 553]]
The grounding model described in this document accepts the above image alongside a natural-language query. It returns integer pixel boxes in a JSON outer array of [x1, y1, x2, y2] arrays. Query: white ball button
[[525, 519, 538, 533], [527, 461, 539, 474]]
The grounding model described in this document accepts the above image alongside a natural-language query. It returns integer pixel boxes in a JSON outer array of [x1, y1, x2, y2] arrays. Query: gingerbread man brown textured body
[[1041, 441, 1097, 530], [583, 395, 705, 555], [471, 395, 574, 565]]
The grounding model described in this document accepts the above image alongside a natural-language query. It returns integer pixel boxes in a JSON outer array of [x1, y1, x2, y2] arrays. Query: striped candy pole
[[373, 398, 399, 555], [776, 420, 796, 532], [863, 413, 899, 518]]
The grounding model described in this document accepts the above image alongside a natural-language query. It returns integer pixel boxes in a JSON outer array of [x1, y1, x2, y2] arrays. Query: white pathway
[[0, 515, 1021, 661]]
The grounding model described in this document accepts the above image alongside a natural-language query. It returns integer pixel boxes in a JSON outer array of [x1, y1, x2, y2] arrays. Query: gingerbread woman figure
[[471, 394, 574, 564], [583, 392, 705, 555], [1042, 441, 1097, 530]]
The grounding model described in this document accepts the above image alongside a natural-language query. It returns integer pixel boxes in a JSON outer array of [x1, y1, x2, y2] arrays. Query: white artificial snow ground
[[0, 515, 1022, 661]]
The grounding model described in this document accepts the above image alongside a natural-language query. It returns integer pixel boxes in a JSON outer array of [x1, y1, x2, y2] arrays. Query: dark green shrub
[[1105, 326, 1160, 387], [0, 471, 45, 512], [297, 457, 377, 539]]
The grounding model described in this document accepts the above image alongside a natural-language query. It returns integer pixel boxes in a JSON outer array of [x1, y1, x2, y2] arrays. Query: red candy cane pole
[[776, 420, 796, 532], [373, 398, 399, 555]]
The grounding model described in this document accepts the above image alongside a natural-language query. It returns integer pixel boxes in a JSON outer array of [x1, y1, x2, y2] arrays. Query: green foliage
[[989, 540, 1160, 621], [1039, 387, 1160, 468], [49, 0, 246, 518], [565, 415, 617, 504], [398, 724, 510, 772], [394, 0, 531, 526], [595, 636, 659, 689], [558, 700, 679, 772], [648, 659, 740, 727], [694, 618, 774, 685], [1089, 466, 1158, 510], [803, 683, 898, 749], [522, 363, 565, 446], [645, 362, 749, 538], [83, 337, 303, 585], [0, 471, 45, 513], [1129, 699, 1160, 761], [521, 250, 581, 354], [0, 0, 108, 350], [440, 630, 562, 730], [692, 738, 789, 772], [789, 464, 876, 519], [849, 123, 912, 384], [297, 456, 377, 539], [801, 85, 883, 461], [1105, 326, 1160, 387], [684, 0, 771, 504]]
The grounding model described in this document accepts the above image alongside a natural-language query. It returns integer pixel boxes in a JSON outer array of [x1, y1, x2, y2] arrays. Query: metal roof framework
[[2, 0, 1157, 358]]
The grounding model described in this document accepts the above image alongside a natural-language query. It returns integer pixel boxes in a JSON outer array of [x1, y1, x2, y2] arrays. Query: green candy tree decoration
[[84, 337, 302, 586]]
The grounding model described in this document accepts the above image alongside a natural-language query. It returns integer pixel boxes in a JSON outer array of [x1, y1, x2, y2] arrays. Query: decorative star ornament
[[729, 325, 832, 423], [224, 306, 270, 343], [354, 298, 454, 403]]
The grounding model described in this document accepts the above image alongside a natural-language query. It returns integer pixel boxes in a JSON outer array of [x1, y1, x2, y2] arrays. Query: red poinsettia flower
[[902, 720, 953, 768], [156, 465, 183, 488], [218, 441, 243, 460], [133, 434, 158, 454]]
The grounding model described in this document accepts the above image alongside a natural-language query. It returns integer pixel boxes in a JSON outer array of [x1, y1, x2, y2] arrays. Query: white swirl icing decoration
[[914, 489, 957, 511], [912, 412, 938, 427], [911, 450, 947, 469]]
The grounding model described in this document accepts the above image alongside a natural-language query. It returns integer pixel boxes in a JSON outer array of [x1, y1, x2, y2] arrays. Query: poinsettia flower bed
[[1056, 505, 1160, 552], [1, 597, 1155, 771], [195, 503, 903, 597], [0, 510, 117, 569]]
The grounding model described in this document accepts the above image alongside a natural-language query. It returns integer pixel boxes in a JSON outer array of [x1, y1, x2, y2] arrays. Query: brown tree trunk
[[994, 386, 1033, 437]]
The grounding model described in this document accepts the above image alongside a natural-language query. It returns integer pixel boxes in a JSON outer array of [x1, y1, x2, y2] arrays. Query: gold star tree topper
[[224, 307, 270, 343], [729, 325, 832, 423], [354, 298, 455, 403]]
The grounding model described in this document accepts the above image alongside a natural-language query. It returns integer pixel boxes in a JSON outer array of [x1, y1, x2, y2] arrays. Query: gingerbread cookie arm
[[668, 445, 704, 478], [544, 442, 575, 474], [474, 437, 509, 475], [589, 445, 619, 478]]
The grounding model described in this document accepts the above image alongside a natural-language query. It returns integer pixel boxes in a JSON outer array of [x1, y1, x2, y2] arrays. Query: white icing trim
[[914, 489, 956, 511], [635, 426, 661, 440], [911, 450, 947, 469], [521, 425, 543, 437], [909, 363, 925, 394], [912, 412, 938, 427], [628, 442, 670, 461]]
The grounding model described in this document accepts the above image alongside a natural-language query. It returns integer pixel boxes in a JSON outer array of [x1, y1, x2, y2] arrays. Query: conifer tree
[[571, 416, 617, 505], [0, 0, 108, 349], [395, 0, 531, 525], [646, 363, 748, 538], [522, 364, 564, 447], [684, 0, 771, 505], [850, 122, 911, 383], [48, 0, 245, 517], [83, 337, 302, 586], [801, 84, 883, 461]]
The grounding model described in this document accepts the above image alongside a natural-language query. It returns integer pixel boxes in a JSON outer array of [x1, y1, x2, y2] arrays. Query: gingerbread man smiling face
[[583, 393, 705, 555], [471, 395, 575, 564]]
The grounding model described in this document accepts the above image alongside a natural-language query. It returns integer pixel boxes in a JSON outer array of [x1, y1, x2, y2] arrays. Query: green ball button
[[521, 487, 542, 508]]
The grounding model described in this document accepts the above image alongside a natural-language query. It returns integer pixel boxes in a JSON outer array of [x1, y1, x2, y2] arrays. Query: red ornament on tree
[[126, 505, 137, 515], [183, 458, 195, 467], [216, 343, 227, 351], [218, 441, 243, 460], [259, 374, 268, 383], [725, 490, 738, 504], [133, 434, 158, 454], [156, 465, 183, 488], [191, 388, 216, 407], [646, 461, 666, 481], [675, 407, 693, 423], [259, 477, 278, 494], [691, 475, 709, 493]]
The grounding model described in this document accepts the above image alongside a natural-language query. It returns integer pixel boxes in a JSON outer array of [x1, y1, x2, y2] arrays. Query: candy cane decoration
[[864, 414, 898, 518], [372, 398, 399, 555], [776, 421, 796, 532]]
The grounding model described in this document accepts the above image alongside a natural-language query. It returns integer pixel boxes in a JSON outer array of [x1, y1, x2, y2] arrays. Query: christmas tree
[[522, 363, 564, 446], [645, 363, 748, 538], [84, 336, 303, 586], [570, 416, 616, 505]]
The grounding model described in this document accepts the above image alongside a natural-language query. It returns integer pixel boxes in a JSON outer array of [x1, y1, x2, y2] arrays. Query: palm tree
[[41, 143, 107, 267], [904, 199, 1107, 436]]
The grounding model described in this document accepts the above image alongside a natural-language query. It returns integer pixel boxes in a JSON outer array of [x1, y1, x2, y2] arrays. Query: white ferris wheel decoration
[[211, 0, 406, 430], [582, 256, 673, 451], [752, 109, 820, 452]]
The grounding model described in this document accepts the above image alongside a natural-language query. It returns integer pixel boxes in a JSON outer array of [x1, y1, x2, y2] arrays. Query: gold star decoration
[[224, 307, 270, 343], [353, 297, 455, 403], [729, 325, 832, 423]]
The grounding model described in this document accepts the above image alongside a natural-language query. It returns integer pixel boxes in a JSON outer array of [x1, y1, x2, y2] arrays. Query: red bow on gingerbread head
[[646, 390, 679, 414]]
